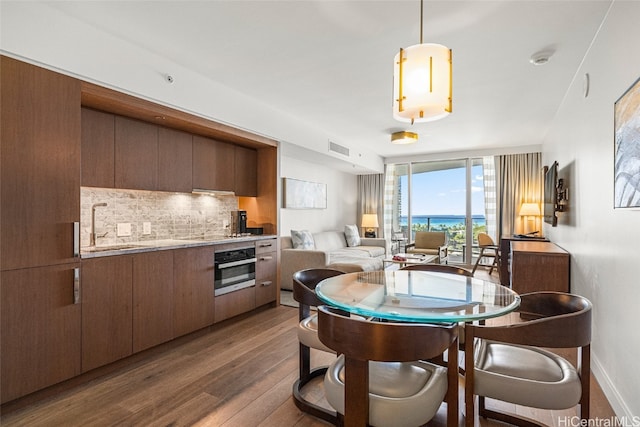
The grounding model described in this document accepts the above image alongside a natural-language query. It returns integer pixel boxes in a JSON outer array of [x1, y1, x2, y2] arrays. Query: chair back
[[467, 291, 592, 348], [400, 264, 473, 277], [477, 232, 495, 247], [317, 305, 457, 362], [414, 231, 446, 249], [293, 268, 344, 320]]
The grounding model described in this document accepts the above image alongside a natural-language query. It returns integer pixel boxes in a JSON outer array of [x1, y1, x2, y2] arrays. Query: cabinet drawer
[[255, 239, 277, 254], [214, 286, 255, 323]]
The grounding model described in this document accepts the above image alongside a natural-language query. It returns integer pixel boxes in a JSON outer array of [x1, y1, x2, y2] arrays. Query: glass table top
[[316, 270, 520, 323]]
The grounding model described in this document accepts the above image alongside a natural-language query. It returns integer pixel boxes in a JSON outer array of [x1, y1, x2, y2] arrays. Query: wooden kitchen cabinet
[[192, 135, 235, 192], [1, 264, 82, 403], [1, 56, 81, 271], [255, 239, 277, 307], [81, 107, 115, 188], [235, 145, 257, 196], [115, 116, 158, 190], [158, 127, 192, 192], [173, 246, 215, 337], [133, 251, 174, 352], [81, 255, 133, 373], [214, 287, 256, 323]]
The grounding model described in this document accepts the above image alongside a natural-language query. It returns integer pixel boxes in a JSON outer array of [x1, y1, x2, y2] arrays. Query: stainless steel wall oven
[[214, 246, 256, 296]]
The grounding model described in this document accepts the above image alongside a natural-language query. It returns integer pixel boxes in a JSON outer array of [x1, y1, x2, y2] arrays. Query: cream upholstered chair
[[471, 232, 499, 276], [318, 305, 459, 427], [464, 292, 592, 427], [405, 231, 448, 263], [291, 268, 344, 423]]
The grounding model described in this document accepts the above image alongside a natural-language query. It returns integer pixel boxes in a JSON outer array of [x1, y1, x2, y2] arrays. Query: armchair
[[405, 231, 448, 264]]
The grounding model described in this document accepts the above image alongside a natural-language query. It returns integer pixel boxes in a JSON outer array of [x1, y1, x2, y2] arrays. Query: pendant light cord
[[419, 0, 423, 44]]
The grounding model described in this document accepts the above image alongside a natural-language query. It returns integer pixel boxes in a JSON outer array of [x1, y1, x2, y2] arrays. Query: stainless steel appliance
[[214, 246, 256, 296], [230, 210, 247, 236]]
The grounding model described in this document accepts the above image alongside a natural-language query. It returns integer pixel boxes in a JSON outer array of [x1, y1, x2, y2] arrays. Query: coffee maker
[[230, 210, 247, 235]]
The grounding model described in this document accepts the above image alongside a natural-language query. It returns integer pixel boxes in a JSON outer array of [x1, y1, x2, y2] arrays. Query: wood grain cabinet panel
[[214, 287, 255, 323], [81, 256, 133, 373], [0, 56, 81, 271], [1, 264, 82, 403], [510, 241, 570, 294], [255, 238, 277, 307], [115, 116, 158, 190], [173, 246, 215, 337], [192, 135, 235, 191], [81, 107, 115, 188], [133, 251, 174, 352], [158, 127, 192, 192], [234, 145, 257, 196]]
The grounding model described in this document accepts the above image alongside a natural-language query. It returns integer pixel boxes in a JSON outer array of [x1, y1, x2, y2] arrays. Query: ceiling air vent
[[328, 140, 350, 157]]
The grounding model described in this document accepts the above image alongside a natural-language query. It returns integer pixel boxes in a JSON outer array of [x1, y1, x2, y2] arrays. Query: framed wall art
[[282, 178, 327, 209], [614, 76, 640, 209]]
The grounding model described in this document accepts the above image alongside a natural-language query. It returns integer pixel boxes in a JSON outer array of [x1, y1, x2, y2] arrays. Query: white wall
[[0, 1, 383, 174], [280, 154, 358, 236], [542, 1, 640, 418]]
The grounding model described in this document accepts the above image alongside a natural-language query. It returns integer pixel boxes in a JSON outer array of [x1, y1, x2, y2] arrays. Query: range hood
[[192, 188, 236, 197]]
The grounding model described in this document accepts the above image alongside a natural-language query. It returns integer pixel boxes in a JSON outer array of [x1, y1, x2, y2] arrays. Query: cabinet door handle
[[73, 221, 80, 258], [260, 281, 272, 287], [259, 243, 273, 248], [259, 256, 273, 261], [73, 267, 81, 304]]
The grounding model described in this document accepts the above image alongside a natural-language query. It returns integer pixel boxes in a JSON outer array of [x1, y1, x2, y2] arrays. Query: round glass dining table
[[315, 269, 520, 323]]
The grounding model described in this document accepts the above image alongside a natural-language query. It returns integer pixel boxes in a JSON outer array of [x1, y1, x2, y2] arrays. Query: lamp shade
[[519, 203, 541, 216], [361, 214, 379, 228], [393, 43, 452, 123]]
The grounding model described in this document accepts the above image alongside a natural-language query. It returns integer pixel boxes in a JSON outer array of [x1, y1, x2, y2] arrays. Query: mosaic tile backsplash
[[81, 187, 238, 247]]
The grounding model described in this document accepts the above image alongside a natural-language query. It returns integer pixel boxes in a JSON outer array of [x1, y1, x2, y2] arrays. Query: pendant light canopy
[[393, 0, 452, 124]]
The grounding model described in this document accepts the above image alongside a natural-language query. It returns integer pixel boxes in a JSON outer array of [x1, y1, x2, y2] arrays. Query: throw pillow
[[291, 229, 315, 249], [344, 224, 361, 247]]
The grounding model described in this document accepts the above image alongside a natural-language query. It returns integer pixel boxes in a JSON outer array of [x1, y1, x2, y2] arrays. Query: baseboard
[[591, 352, 637, 421]]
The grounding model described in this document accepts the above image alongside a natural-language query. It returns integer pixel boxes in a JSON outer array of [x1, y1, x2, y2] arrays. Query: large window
[[385, 158, 493, 264]]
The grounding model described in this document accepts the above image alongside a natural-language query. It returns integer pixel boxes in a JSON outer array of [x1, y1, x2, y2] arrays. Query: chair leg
[[293, 342, 337, 424], [471, 248, 485, 275]]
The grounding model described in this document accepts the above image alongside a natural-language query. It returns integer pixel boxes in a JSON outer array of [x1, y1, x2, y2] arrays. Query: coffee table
[[383, 253, 437, 268]]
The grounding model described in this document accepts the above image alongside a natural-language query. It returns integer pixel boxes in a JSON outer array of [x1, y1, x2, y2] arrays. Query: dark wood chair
[[464, 291, 592, 427], [318, 305, 459, 427], [291, 268, 344, 423]]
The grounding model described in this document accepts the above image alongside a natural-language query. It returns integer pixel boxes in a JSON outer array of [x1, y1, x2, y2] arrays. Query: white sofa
[[280, 230, 388, 291]]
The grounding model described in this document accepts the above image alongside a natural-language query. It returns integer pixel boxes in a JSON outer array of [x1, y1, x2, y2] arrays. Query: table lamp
[[519, 203, 541, 235], [361, 214, 379, 238]]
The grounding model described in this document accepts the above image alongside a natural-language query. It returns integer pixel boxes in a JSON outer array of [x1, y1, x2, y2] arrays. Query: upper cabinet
[[115, 116, 158, 191], [192, 135, 235, 192], [235, 145, 258, 197], [1, 56, 81, 271], [81, 108, 115, 188], [158, 127, 192, 193]]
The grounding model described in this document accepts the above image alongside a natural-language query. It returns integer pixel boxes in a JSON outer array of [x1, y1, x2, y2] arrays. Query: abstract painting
[[614, 77, 640, 209], [282, 178, 327, 209]]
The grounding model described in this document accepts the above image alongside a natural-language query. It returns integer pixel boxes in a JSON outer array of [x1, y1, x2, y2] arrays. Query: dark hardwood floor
[[1, 269, 615, 426]]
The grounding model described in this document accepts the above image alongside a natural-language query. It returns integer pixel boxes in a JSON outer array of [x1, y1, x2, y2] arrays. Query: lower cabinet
[[214, 287, 256, 323], [133, 251, 174, 352], [81, 256, 133, 372], [255, 246, 277, 307], [1, 263, 82, 404], [173, 246, 215, 337]]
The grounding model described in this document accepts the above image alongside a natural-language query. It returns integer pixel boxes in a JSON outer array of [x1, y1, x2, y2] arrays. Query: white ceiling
[[46, 0, 612, 161]]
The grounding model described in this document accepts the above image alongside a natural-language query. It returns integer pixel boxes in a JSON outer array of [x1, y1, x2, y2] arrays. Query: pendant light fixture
[[393, 0, 452, 124]]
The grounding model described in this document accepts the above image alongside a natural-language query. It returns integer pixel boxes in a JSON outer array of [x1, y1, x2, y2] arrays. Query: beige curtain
[[357, 174, 385, 238], [496, 153, 543, 236]]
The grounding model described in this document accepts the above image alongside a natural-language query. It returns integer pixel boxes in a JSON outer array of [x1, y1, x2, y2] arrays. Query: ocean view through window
[[385, 158, 495, 263]]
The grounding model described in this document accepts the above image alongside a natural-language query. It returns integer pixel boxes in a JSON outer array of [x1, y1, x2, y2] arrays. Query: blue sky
[[401, 164, 485, 216]]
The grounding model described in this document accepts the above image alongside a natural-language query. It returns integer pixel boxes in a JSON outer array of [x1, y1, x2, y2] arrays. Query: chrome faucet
[[90, 203, 108, 246]]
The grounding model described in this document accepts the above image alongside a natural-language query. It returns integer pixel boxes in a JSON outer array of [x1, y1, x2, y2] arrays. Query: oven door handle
[[217, 257, 257, 269]]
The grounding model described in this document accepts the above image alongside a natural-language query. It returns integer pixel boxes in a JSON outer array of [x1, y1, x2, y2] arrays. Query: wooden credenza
[[510, 241, 570, 294]]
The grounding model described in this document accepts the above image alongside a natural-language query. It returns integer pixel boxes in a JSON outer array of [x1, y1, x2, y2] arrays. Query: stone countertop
[[80, 235, 277, 259]]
